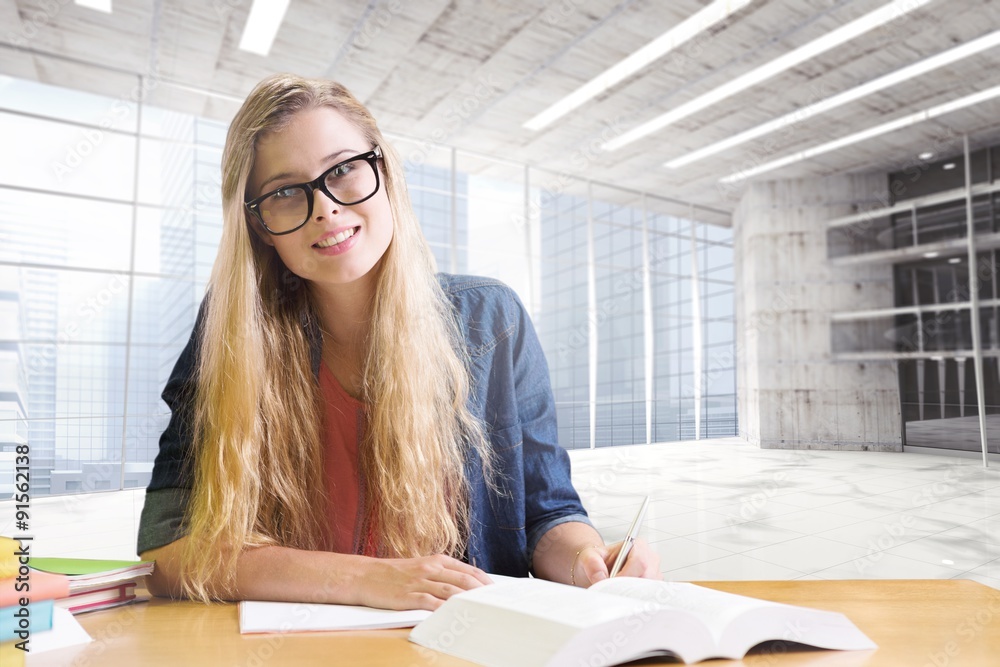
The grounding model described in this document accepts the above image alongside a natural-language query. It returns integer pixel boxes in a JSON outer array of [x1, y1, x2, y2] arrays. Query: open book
[[409, 577, 876, 666]]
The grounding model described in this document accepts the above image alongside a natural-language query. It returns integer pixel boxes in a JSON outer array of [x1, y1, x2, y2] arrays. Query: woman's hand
[[355, 554, 493, 611], [572, 539, 661, 587]]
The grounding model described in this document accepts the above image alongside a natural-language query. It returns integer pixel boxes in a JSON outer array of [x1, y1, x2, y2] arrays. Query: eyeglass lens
[[259, 157, 377, 232]]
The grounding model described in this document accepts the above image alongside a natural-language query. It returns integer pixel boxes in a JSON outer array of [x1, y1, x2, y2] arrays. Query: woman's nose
[[311, 187, 340, 220]]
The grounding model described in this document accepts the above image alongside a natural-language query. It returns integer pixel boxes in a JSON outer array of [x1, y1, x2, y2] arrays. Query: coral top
[[319, 360, 376, 556]]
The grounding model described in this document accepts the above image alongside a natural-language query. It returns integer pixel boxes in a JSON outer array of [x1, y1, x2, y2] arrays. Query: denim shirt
[[136, 273, 592, 576]]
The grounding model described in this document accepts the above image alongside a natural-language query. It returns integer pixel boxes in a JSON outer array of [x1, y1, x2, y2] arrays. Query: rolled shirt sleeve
[[136, 301, 205, 555], [507, 289, 594, 565]]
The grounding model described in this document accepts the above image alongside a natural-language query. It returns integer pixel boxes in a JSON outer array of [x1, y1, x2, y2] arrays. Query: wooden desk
[[28, 579, 1000, 666]]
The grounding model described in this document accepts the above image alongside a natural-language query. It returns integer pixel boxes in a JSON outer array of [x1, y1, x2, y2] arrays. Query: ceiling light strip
[[239, 0, 291, 56], [75, 0, 112, 12], [718, 83, 1000, 183], [158, 79, 247, 104], [603, 0, 934, 151], [523, 0, 755, 131], [666, 29, 1000, 169]]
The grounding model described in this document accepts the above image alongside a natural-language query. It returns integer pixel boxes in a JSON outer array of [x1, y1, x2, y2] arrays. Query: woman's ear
[[247, 218, 276, 247]]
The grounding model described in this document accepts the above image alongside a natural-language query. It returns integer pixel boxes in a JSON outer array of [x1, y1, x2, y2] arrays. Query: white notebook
[[239, 600, 431, 634], [238, 573, 521, 634]]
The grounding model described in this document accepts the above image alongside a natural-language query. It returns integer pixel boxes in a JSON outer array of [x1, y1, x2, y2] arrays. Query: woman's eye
[[273, 187, 298, 199], [331, 163, 354, 178]]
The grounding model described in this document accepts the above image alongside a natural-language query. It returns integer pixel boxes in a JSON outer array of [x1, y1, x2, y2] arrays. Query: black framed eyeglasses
[[245, 146, 382, 235]]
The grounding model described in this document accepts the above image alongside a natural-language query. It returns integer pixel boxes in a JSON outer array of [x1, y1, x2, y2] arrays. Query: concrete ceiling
[[3, 0, 1000, 225]]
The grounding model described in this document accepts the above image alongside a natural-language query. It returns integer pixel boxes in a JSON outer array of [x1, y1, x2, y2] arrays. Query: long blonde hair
[[178, 73, 491, 602]]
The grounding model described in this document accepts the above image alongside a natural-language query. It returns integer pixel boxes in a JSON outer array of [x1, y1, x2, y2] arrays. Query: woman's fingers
[[590, 539, 661, 580], [576, 545, 611, 586], [423, 556, 493, 592], [360, 555, 492, 611], [446, 558, 494, 587], [615, 538, 661, 579], [403, 555, 493, 609]]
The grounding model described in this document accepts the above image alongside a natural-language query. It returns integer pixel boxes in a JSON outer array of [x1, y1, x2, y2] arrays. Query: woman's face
[[249, 106, 394, 287]]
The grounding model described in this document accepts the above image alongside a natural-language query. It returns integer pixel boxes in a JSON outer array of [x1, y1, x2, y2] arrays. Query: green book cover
[[29, 558, 152, 576]]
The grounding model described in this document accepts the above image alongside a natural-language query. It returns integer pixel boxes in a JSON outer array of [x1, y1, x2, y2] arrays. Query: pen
[[608, 495, 650, 578]]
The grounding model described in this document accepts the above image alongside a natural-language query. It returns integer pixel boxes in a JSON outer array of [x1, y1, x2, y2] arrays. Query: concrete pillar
[[734, 174, 902, 451]]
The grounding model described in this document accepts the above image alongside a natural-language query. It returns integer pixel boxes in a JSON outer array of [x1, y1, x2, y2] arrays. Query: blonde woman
[[138, 73, 660, 610]]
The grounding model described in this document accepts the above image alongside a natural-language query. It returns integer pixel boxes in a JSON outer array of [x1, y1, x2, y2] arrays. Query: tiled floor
[[570, 438, 1000, 590]]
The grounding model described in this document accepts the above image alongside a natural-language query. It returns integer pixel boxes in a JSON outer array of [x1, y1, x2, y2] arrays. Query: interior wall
[[734, 174, 902, 450]]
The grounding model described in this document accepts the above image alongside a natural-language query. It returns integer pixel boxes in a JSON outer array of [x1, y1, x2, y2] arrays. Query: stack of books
[[1, 535, 155, 662], [2, 535, 61, 664], [29, 557, 154, 615]]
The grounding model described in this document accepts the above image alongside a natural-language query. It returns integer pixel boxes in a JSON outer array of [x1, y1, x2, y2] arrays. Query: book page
[[591, 578, 876, 660], [720, 605, 877, 658], [410, 578, 700, 667], [592, 578, 780, 634], [457, 578, 658, 629]]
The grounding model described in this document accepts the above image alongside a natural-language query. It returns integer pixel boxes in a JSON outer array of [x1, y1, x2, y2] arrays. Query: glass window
[[0, 75, 138, 132], [0, 72, 739, 498], [0, 73, 227, 497], [0, 111, 137, 201], [0, 189, 133, 272]]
